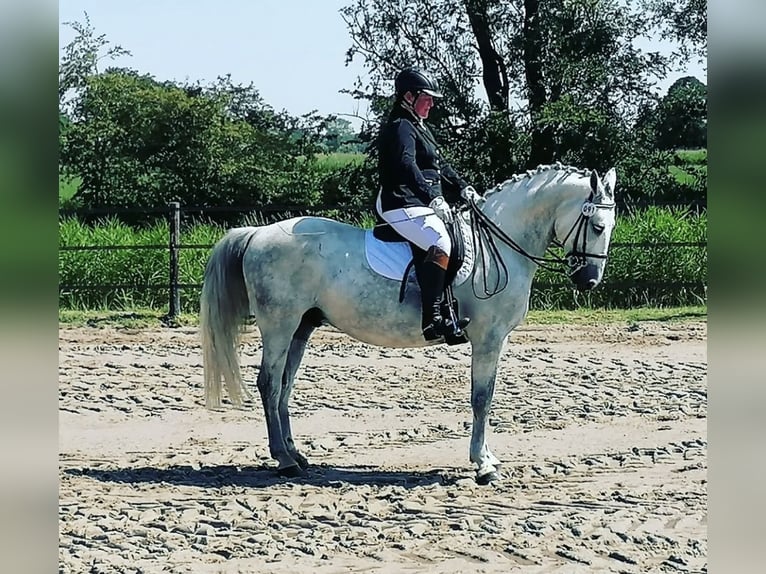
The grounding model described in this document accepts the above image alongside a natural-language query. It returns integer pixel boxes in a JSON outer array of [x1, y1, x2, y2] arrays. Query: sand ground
[[59, 319, 707, 573]]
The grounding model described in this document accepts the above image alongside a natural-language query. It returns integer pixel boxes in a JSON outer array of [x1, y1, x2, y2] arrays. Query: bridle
[[465, 192, 616, 299], [551, 192, 616, 275]]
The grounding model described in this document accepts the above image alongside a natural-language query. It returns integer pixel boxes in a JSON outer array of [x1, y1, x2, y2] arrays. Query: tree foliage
[[341, 0, 674, 177], [58, 5, 707, 219], [59, 12, 131, 113], [643, 0, 706, 61], [318, 117, 365, 153], [60, 68, 330, 218], [652, 76, 707, 150]]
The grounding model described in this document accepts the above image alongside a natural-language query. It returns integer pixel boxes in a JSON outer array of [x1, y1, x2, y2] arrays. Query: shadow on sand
[[64, 463, 464, 489]]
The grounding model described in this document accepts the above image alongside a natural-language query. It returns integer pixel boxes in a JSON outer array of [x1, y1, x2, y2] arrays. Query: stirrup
[[453, 317, 471, 330], [444, 316, 470, 337]]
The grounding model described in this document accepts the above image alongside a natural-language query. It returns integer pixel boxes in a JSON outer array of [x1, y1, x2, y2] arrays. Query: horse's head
[[553, 168, 617, 291]]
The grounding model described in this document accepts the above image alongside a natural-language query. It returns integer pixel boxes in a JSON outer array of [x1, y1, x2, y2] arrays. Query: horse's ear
[[603, 167, 617, 198], [590, 170, 599, 194]]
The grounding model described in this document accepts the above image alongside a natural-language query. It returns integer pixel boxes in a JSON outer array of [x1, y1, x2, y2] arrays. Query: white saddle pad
[[364, 213, 474, 286]]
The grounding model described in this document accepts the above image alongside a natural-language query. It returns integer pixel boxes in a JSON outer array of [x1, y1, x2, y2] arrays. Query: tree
[[465, 0, 509, 112], [644, 0, 707, 61], [341, 0, 672, 173], [522, 0, 556, 167], [60, 16, 358, 219], [653, 76, 707, 150], [319, 117, 362, 152], [340, 0, 485, 129], [58, 12, 131, 114], [60, 68, 328, 216]]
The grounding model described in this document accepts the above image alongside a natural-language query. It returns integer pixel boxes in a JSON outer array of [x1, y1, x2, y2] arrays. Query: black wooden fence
[[59, 201, 708, 318]]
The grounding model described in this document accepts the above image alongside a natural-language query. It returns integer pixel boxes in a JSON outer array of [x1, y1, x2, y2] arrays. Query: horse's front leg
[[469, 336, 504, 484]]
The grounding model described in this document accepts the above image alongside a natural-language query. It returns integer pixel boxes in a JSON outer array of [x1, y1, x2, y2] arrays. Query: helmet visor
[[420, 88, 443, 98]]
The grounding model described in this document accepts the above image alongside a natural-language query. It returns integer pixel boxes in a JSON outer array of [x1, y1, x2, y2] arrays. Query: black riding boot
[[416, 260, 448, 341]]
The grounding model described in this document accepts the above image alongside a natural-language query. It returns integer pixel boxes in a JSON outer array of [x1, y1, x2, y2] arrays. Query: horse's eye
[[592, 222, 605, 234]]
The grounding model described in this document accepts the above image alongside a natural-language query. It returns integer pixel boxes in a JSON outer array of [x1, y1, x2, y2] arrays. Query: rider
[[376, 66, 484, 341]]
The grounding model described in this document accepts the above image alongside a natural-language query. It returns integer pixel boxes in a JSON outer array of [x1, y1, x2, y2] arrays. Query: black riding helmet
[[395, 67, 443, 99]]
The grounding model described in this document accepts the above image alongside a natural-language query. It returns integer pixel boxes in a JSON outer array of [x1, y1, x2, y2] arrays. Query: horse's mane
[[484, 163, 592, 199]]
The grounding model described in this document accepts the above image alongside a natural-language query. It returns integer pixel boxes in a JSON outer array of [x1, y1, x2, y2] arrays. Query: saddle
[[373, 214, 468, 346]]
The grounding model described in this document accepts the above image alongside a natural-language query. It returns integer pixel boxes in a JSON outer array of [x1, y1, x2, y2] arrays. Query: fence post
[[168, 202, 181, 320]]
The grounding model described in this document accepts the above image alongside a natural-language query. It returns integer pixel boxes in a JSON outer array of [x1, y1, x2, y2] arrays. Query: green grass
[[525, 305, 706, 325], [314, 152, 365, 170], [59, 308, 198, 329], [59, 305, 706, 329], [669, 149, 706, 186]]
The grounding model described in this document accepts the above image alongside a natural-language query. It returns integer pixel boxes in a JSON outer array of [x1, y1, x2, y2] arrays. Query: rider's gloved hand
[[461, 185, 486, 208], [429, 196, 454, 223]]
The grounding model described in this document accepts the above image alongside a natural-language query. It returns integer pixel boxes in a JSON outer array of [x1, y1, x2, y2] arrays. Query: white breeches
[[376, 192, 451, 256]]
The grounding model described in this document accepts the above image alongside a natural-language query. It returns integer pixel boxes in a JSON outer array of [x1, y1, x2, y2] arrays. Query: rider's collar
[[399, 100, 425, 125]]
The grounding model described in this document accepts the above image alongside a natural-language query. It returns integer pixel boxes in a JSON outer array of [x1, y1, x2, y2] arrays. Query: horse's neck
[[484, 173, 585, 258]]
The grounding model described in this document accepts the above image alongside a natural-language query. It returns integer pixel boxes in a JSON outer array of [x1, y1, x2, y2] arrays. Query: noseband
[[553, 193, 616, 275]]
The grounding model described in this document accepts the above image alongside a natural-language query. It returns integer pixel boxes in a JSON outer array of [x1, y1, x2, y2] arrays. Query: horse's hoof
[[294, 453, 310, 470], [476, 470, 500, 485], [277, 464, 307, 478]]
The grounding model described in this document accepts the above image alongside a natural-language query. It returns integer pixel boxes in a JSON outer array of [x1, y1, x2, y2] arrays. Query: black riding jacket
[[377, 105, 470, 212]]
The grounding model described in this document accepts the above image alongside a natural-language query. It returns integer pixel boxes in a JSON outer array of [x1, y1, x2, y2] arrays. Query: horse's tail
[[200, 227, 257, 409]]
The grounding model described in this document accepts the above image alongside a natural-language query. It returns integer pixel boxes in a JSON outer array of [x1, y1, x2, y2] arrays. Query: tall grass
[[59, 209, 377, 311], [532, 206, 706, 309], [60, 217, 227, 310], [59, 206, 706, 312]]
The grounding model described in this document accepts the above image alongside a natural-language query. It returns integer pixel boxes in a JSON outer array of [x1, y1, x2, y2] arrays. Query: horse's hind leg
[[279, 316, 316, 470], [255, 323, 304, 476]]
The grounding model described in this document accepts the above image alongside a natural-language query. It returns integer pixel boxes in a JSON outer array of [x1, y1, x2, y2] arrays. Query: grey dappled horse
[[200, 164, 617, 483]]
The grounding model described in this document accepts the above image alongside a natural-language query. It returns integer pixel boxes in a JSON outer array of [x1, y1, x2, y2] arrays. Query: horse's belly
[[333, 323, 434, 348], [318, 276, 432, 348]]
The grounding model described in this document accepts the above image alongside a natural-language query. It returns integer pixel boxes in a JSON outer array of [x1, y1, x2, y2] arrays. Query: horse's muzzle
[[571, 263, 602, 291]]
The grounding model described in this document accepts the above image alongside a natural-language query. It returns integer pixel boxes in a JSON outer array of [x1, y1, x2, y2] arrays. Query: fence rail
[[59, 202, 707, 317]]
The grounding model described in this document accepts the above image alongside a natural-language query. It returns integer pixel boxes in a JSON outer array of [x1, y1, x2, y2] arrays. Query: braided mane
[[484, 162, 592, 199]]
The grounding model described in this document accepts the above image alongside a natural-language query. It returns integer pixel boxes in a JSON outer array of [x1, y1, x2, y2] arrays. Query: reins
[[465, 200, 565, 299]]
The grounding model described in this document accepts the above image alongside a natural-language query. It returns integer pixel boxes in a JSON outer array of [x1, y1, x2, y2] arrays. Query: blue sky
[[58, 0, 370, 123], [59, 0, 706, 127]]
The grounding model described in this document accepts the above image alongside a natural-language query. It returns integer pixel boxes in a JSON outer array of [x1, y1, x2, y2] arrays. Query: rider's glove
[[461, 185, 485, 207], [429, 196, 454, 223]]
